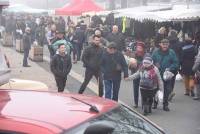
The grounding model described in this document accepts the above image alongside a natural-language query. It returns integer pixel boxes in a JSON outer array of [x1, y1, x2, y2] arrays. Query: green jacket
[[152, 48, 179, 76]]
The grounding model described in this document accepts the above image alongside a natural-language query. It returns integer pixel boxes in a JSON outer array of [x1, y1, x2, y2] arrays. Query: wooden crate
[[2, 33, 13, 47], [15, 39, 24, 52], [29, 45, 43, 62]]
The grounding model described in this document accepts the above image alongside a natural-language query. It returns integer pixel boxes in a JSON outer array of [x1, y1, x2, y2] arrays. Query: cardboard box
[[15, 39, 24, 52], [29, 45, 43, 62], [3, 33, 13, 47]]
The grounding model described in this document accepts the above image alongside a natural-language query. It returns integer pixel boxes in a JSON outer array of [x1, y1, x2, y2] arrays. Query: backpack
[[140, 66, 158, 90]]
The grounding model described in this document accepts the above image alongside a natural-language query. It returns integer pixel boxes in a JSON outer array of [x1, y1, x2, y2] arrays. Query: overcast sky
[[9, 0, 71, 9]]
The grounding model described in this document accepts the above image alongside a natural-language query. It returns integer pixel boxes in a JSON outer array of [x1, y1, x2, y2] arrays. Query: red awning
[[69, 0, 104, 15], [55, 0, 104, 16], [55, 0, 81, 15]]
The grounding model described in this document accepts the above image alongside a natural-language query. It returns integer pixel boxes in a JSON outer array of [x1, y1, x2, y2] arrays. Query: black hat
[[56, 30, 65, 34], [56, 27, 65, 34], [107, 42, 117, 49]]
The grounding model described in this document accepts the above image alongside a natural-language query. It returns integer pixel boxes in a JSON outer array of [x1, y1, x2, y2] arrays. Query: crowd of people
[[1, 13, 200, 116]]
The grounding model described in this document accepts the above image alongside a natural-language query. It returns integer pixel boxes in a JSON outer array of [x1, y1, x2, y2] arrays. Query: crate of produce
[[29, 45, 43, 62], [15, 39, 24, 52], [2, 33, 13, 47]]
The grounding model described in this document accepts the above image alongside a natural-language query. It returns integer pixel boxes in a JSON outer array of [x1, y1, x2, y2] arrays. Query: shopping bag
[[156, 90, 163, 103], [176, 73, 182, 81]]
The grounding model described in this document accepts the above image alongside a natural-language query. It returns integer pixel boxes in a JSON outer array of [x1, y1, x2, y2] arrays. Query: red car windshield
[[65, 105, 165, 134]]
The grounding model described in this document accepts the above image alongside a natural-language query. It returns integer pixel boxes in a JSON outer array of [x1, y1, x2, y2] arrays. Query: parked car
[[0, 89, 166, 134], [0, 78, 48, 91], [0, 49, 48, 91]]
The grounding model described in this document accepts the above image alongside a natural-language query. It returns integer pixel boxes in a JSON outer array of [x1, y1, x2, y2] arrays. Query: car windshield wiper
[[70, 96, 99, 113]]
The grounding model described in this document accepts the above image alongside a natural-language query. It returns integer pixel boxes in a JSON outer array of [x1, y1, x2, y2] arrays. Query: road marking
[[44, 56, 126, 104], [44, 56, 126, 103]]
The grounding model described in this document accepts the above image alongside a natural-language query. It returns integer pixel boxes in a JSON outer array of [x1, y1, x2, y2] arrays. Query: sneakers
[[133, 104, 138, 108], [163, 106, 170, 111], [184, 92, 189, 96], [184, 89, 190, 96], [184, 90, 195, 97], [23, 65, 31, 67], [193, 97, 200, 100], [190, 90, 195, 97]]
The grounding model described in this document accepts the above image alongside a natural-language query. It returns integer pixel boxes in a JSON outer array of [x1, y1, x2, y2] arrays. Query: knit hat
[[136, 41, 145, 49], [143, 56, 153, 66]]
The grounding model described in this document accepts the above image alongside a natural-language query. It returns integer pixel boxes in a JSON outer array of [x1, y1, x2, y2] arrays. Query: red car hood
[[0, 90, 118, 133]]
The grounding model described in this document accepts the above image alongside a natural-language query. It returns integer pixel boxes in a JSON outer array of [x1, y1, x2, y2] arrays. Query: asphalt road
[[2, 44, 200, 134]]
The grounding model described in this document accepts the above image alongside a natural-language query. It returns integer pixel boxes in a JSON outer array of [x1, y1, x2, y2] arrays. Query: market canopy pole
[[186, 0, 190, 9]]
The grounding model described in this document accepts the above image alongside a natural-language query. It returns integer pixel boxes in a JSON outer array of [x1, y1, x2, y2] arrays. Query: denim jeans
[[104, 79, 121, 101]]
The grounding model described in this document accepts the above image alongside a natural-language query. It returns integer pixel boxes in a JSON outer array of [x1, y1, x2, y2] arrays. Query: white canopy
[[115, 4, 200, 22], [5, 4, 47, 14]]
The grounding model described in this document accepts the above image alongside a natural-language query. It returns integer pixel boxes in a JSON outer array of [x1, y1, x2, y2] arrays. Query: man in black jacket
[[106, 25, 125, 52], [50, 43, 72, 92], [22, 27, 31, 67], [78, 35, 104, 97]]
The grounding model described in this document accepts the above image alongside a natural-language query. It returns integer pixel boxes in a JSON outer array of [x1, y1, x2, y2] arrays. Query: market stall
[[55, 0, 104, 16]]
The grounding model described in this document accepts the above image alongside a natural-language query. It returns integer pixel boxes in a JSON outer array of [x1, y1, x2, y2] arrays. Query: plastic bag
[[156, 90, 163, 103], [33, 41, 39, 46], [176, 73, 182, 81], [163, 70, 174, 81]]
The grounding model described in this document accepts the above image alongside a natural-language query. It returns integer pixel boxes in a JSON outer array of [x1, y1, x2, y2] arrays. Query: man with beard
[[78, 35, 104, 97]]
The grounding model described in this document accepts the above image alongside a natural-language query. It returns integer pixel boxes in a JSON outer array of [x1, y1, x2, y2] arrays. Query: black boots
[[152, 101, 158, 109], [143, 104, 152, 116], [184, 89, 189, 96], [143, 105, 148, 116]]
